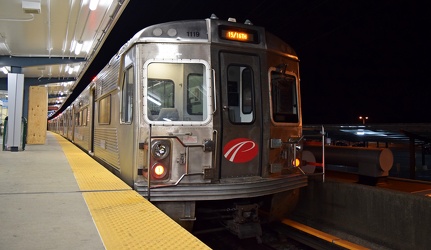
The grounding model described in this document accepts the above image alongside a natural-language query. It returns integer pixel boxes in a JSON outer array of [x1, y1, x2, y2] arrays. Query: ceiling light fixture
[[74, 41, 83, 55], [89, 0, 100, 11]]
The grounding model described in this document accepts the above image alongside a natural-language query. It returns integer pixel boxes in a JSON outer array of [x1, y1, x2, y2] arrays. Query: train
[[48, 14, 310, 238]]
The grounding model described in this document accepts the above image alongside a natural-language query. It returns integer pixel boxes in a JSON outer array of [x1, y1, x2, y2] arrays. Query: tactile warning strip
[[54, 134, 131, 191], [52, 132, 209, 249], [84, 191, 208, 249]]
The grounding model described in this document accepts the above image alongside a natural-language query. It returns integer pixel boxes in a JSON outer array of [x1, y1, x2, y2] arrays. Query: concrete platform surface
[[0, 134, 104, 250], [0, 132, 209, 250]]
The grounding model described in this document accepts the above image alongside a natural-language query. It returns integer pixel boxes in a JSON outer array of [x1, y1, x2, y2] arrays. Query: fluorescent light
[[89, 0, 100, 11], [83, 40, 93, 53], [70, 40, 76, 52], [74, 41, 83, 55]]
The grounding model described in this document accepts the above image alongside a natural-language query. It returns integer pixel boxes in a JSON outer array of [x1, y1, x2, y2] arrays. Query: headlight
[[151, 140, 170, 160]]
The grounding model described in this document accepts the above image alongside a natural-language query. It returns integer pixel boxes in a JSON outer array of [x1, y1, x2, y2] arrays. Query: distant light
[[89, 0, 99, 11], [356, 129, 365, 136]]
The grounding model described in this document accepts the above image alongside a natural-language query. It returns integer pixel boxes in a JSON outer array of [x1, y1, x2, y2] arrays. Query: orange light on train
[[152, 163, 167, 179], [293, 158, 301, 167]]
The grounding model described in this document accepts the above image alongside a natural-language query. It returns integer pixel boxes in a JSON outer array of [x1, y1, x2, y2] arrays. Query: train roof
[[115, 15, 297, 59]]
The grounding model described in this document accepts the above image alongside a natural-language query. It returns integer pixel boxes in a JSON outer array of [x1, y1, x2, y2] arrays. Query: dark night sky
[[79, 0, 431, 124]]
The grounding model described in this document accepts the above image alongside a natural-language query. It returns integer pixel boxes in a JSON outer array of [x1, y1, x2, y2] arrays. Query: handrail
[[212, 68, 217, 114], [146, 133, 209, 192], [299, 125, 326, 182]]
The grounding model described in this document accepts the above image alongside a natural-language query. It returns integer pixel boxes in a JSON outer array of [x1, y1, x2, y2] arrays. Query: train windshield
[[271, 72, 299, 123], [144, 61, 210, 124]]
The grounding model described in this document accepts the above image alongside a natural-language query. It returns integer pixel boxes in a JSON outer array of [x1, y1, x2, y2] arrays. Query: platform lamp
[[359, 116, 368, 124]]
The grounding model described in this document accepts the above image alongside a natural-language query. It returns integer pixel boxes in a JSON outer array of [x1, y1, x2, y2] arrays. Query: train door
[[117, 65, 135, 185], [219, 52, 262, 178]]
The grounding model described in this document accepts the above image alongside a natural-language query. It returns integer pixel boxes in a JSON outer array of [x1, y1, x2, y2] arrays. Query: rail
[[301, 125, 326, 182], [282, 218, 370, 250]]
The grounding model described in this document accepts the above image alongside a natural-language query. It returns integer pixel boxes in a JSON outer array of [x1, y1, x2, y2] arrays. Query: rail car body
[[49, 15, 307, 236]]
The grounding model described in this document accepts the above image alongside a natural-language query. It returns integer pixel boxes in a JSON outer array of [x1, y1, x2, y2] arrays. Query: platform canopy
[[0, 0, 129, 115]]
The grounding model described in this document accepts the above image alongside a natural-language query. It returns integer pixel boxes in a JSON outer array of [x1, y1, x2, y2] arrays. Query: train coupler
[[226, 203, 262, 241]]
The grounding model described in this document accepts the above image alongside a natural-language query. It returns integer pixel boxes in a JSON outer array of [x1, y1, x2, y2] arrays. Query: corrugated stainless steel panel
[[95, 57, 121, 99], [94, 127, 120, 170], [74, 126, 89, 151]]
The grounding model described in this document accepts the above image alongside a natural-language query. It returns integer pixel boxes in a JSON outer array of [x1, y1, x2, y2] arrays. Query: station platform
[[0, 132, 209, 250]]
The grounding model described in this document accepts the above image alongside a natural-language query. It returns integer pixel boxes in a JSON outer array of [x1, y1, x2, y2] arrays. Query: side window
[[121, 66, 134, 123], [271, 72, 298, 123], [98, 95, 111, 124], [75, 111, 80, 126], [227, 65, 254, 123], [82, 108, 88, 126]]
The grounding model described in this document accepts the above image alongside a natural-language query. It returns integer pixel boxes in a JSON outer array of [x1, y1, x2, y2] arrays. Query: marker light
[[293, 158, 301, 167], [152, 163, 167, 179]]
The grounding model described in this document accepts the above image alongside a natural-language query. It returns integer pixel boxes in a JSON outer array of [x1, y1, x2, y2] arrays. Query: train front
[[133, 16, 308, 235]]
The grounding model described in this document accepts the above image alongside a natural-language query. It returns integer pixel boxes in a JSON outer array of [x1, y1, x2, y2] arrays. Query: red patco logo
[[223, 138, 258, 163]]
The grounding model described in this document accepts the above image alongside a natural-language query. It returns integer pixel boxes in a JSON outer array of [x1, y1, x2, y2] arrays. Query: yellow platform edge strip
[[52, 132, 210, 250], [282, 218, 370, 250]]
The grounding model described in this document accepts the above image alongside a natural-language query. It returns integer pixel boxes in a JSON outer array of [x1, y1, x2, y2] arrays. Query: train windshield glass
[[271, 72, 298, 123], [145, 62, 208, 123]]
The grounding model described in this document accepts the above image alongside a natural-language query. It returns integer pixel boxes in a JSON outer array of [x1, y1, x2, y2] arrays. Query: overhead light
[[70, 40, 76, 52], [89, 0, 100, 11], [83, 40, 93, 54], [74, 41, 83, 55]]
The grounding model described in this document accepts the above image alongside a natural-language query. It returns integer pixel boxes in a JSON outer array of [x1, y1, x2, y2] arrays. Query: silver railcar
[[49, 15, 308, 237]]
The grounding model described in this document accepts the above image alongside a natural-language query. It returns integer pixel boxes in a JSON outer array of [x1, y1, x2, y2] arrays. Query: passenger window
[[271, 72, 298, 123], [82, 108, 88, 126], [75, 111, 80, 126], [98, 95, 111, 124], [121, 66, 134, 123], [227, 65, 254, 123]]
